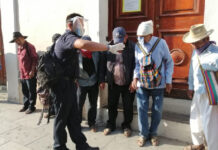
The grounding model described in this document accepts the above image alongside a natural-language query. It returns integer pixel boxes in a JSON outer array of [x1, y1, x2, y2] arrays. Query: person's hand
[[108, 43, 125, 54], [166, 84, 172, 94], [187, 90, 194, 99], [29, 71, 35, 78], [99, 82, 105, 90], [131, 78, 138, 91], [129, 84, 135, 93]]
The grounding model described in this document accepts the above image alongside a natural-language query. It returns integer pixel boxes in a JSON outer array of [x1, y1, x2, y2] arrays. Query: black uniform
[[52, 30, 89, 150]]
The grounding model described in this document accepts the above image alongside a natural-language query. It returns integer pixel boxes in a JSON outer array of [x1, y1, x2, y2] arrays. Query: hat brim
[[113, 37, 124, 44], [183, 29, 214, 43], [9, 36, 28, 43]]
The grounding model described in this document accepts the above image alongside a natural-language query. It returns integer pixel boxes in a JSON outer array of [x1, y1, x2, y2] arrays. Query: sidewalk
[[0, 91, 187, 150]]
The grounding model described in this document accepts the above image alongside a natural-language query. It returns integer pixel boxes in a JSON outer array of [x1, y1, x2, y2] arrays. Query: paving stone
[[0, 137, 9, 146], [0, 141, 31, 150], [0, 92, 189, 150], [0, 125, 48, 146]]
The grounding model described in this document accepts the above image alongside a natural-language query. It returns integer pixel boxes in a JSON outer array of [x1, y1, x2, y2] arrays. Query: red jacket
[[17, 41, 38, 79]]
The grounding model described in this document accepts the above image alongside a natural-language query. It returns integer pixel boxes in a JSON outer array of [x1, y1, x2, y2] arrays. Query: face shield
[[68, 17, 88, 36]]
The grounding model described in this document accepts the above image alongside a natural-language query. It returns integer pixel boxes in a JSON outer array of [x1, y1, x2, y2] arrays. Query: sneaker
[[25, 107, 36, 114], [90, 125, 97, 132], [123, 128, 132, 137], [103, 128, 111, 135], [19, 107, 28, 112]]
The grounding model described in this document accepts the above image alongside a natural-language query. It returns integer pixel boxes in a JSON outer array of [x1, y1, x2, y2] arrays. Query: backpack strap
[[136, 38, 161, 56]]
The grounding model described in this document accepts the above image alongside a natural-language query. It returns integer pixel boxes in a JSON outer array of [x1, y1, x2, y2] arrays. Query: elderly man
[[10, 32, 38, 114], [183, 24, 218, 150], [99, 27, 135, 137], [131, 20, 174, 147]]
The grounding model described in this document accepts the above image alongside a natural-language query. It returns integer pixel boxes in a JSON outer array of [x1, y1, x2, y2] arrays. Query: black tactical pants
[[53, 79, 89, 150]]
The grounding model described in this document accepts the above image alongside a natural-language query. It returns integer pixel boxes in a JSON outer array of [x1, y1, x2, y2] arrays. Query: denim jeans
[[136, 87, 164, 139]]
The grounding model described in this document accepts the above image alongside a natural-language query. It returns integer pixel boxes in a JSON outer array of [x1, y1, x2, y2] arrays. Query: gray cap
[[112, 27, 126, 44]]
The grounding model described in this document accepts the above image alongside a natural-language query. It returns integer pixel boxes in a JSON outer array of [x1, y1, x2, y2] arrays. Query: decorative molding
[[170, 48, 186, 66]]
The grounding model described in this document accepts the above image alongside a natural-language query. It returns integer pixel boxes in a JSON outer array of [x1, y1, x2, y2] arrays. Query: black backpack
[[36, 43, 64, 125], [36, 43, 64, 89]]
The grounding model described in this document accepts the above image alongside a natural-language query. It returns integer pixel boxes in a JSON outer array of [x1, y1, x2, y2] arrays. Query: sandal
[[151, 136, 159, 146], [183, 144, 205, 150], [103, 128, 111, 135], [123, 128, 132, 137], [137, 136, 146, 147]]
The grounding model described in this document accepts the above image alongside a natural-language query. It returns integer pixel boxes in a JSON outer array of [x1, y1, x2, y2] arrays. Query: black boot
[[85, 146, 99, 150]]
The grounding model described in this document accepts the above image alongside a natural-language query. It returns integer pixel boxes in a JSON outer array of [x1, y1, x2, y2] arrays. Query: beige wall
[[18, 0, 85, 51], [204, 0, 218, 41], [1, 0, 108, 103]]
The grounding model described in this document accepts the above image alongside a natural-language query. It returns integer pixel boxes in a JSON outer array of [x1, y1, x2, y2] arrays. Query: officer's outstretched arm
[[73, 39, 125, 54]]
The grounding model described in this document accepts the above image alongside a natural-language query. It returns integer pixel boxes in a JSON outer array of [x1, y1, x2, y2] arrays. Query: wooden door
[[155, 0, 205, 99], [0, 11, 6, 85], [108, 0, 205, 99], [108, 0, 156, 42]]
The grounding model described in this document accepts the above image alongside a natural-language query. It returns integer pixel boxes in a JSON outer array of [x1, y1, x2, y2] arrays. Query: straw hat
[[183, 24, 214, 43]]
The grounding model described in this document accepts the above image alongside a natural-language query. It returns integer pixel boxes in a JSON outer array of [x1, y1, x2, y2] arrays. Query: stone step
[[96, 106, 191, 143], [0, 85, 7, 91], [0, 86, 8, 101]]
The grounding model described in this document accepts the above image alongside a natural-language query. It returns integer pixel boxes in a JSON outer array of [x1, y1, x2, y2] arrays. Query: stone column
[[1, 0, 22, 103]]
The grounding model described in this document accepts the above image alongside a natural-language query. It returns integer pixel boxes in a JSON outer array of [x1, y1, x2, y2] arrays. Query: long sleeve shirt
[[188, 44, 218, 94], [17, 41, 38, 79], [133, 36, 174, 88]]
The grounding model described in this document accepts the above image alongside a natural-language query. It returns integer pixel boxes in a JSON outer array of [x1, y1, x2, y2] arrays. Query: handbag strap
[[136, 38, 161, 56], [196, 55, 204, 73]]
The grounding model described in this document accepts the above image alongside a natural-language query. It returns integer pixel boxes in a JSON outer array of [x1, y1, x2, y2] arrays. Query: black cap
[[9, 32, 28, 43]]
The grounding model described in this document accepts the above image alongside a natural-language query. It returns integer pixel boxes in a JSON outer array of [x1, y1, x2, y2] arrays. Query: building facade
[[0, 0, 217, 103]]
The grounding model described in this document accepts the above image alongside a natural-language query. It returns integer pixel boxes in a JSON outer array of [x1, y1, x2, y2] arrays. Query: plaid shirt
[[17, 41, 38, 79]]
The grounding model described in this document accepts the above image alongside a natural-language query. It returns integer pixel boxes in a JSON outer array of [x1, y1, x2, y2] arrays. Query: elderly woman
[[131, 20, 174, 147], [183, 24, 218, 150]]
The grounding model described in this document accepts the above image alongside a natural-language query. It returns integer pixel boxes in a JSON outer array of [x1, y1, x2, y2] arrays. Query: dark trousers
[[106, 83, 135, 130], [78, 83, 99, 127], [20, 77, 37, 109], [53, 79, 89, 150]]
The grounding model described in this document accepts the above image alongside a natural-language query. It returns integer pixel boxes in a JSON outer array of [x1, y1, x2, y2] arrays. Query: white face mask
[[70, 17, 85, 36], [138, 36, 144, 45]]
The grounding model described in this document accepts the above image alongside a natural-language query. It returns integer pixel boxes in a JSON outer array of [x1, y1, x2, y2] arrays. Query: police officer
[[52, 13, 124, 150]]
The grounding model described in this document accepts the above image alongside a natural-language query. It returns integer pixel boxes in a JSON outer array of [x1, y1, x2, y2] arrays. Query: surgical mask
[[138, 36, 144, 46], [69, 16, 85, 36]]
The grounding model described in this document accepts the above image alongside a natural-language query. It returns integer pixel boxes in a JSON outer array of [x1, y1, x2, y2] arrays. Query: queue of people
[[9, 12, 218, 150]]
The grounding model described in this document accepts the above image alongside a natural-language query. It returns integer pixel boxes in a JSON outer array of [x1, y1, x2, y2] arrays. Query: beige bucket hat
[[183, 24, 214, 43]]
